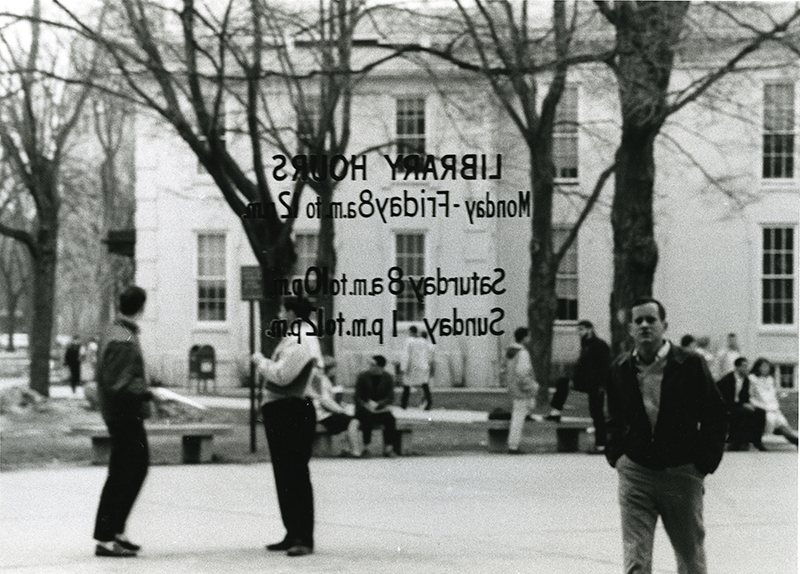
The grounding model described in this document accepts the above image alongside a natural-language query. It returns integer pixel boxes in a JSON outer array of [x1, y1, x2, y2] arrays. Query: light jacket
[[256, 324, 323, 404], [504, 343, 537, 400]]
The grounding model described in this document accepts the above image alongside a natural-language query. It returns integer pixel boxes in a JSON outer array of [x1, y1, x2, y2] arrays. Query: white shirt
[[256, 324, 323, 404]]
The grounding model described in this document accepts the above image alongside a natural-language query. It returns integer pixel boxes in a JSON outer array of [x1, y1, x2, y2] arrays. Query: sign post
[[241, 266, 263, 453]]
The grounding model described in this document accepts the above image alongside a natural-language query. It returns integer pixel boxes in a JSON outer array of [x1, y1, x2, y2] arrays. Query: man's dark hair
[[680, 334, 695, 348], [372, 354, 387, 368], [283, 296, 314, 321], [513, 327, 529, 343], [577, 320, 594, 329], [734, 356, 748, 367], [409, 325, 419, 335], [630, 297, 666, 321], [119, 286, 146, 317]]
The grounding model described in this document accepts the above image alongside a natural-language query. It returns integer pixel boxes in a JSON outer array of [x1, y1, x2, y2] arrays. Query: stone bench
[[70, 423, 234, 464], [487, 417, 593, 453], [312, 422, 414, 457]]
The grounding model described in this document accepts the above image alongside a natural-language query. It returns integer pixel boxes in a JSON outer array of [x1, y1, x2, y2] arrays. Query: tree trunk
[[607, 2, 688, 354], [5, 295, 17, 352], [315, 185, 337, 357], [256, 231, 297, 358], [609, 128, 660, 355], [29, 217, 58, 397], [527, 150, 558, 403]]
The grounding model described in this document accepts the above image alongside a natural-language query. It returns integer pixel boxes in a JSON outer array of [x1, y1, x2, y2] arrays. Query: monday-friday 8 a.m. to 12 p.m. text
[[241, 153, 531, 225]]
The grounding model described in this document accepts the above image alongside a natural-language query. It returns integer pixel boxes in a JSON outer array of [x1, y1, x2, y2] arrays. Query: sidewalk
[[1, 451, 796, 574]]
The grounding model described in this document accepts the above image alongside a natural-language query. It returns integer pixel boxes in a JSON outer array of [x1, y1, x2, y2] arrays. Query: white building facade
[[133, 39, 799, 391]]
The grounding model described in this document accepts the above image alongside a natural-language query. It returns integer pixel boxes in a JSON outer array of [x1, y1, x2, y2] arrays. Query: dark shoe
[[544, 414, 561, 423], [383, 448, 398, 458], [588, 445, 606, 455], [266, 539, 293, 551], [114, 535, 141, 552], [286, 545, 313, 557], [753, 441, 768, 452], [95, 541, 137, 557], [507, 448, 524, 455]]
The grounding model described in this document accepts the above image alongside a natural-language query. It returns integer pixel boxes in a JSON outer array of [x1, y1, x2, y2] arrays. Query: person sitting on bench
[[354, 355, 398, 458], [716, 357, 766, 451], [309, 360, 361, 457]]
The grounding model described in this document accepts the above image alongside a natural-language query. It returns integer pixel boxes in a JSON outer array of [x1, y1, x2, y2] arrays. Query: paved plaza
[[0, 449, 796, 574]]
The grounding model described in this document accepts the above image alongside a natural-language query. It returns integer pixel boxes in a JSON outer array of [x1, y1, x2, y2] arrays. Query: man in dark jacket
[[606, 297, 726, 574], [545, 320, 610, 453], [93, 286, 153, 558], [716, 356, 766, 451], [354, 355, 398, 457]]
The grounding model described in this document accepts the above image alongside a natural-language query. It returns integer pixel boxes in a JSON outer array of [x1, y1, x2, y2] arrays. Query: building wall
[[132, 60, 799, 390]]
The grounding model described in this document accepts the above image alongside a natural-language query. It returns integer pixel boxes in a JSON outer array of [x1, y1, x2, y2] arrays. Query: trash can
[[189, 345, 216, 393]]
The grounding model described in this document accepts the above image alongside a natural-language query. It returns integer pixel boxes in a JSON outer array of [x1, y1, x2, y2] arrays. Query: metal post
[[249, 300, 257, 453]]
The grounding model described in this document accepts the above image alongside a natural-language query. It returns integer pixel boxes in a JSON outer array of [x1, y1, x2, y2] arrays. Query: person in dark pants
[[606, 297, 727, 574], [93, 286, 153, 558], [716, 357, 766, 451], [354, 355, 398, 457], [252, 296, 321, 557], [545, 320, 611, 453], [64, 335, 82, 393]]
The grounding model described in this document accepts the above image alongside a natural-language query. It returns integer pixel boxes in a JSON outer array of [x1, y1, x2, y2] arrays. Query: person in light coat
[[504, 327, 537, 454]]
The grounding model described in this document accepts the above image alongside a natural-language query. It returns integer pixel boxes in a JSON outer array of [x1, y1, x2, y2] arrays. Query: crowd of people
[[88, 287, 795, 573], [680, 332, 798, 449]]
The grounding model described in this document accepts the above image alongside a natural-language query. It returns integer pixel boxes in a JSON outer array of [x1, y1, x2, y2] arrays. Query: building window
[[554, 85, 578, 180], [197, 234, 226, 321], [763, 82, 795, 179], [297, 96, 321, 149], [762, 226, 795, 325], [395, 233, 425, 322], [396, 97, 426, 157], [554, 227, 578, 321], [777, 363, 797, 390], [293, 233, 318, 275]]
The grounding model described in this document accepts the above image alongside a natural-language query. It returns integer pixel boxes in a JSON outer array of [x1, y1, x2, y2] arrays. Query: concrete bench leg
[[91, 436, 111, 465], [487, 427, 509, 453], [556, 428, 582, 453], [392, 431, 412, 455], [182, 435, 213, 464]]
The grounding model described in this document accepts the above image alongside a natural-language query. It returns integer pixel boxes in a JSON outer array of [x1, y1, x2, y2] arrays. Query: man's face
[[577, 325, 592, 341], [369, 360, 382, 374], [630, 302, 667, 350], [735, 360, 749, 377]]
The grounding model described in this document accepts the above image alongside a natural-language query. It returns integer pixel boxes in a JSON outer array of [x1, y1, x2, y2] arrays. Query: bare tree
[[386, 0, 615, 390], [0, 218, 32, 352], [53, 0, 410, 356], [0, 0, 99, 395], [91, 90, 136, 327], [230, 0, 369, 356], [595, 0, 800, 352]]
